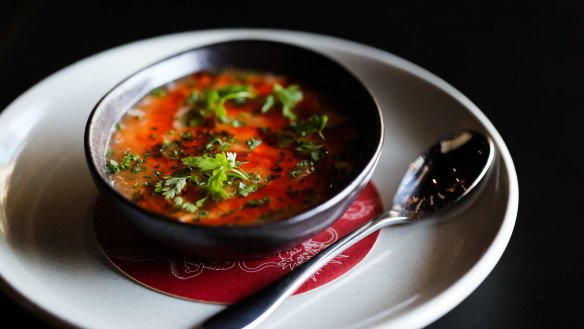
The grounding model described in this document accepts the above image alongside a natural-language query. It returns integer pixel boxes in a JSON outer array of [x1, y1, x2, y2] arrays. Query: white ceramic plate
[[0, 29, 518, 329]]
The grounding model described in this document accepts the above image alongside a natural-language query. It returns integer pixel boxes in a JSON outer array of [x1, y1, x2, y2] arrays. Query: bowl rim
[[84, 38, 385, 232]]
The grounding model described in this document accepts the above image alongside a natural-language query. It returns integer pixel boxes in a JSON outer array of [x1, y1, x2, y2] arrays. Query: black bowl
[[85, 39, 384, 260]]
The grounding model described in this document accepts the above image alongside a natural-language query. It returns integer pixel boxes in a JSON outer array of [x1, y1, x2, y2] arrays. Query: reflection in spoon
[[200, 130, 495, 329]]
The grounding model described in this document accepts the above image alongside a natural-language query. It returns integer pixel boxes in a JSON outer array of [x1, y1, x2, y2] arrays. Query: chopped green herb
[[297, 160, 313, 169], [155, 176, 189, 199], [107, 159, 120, 174], [218, 85, 249, 97], [246, 138, 262, 151], [180, 131, 193, 141], [120, 151, 141, 170], [173, 197, 198, 213], [261, 94, 275, 113], [131, 165, 144, 174], [160, 141, 183, 159], [150, 88, 167, 97], [311, 149, 325, 161], [273, 84, 303, 121], [294, 140, 326, 161], [183, 109, 205, 127], [288, 168, 303, 179], [186, 90, 199, 104], [248, 172, 262, 183], [205, 136, 230, 152], [238, 181, 258, 197], [181, 152, 253, 201], [243, 197, 271, 208], [199, 85, 256, 122], [295, 140, 321, 152], [295, 114, 328, 139]]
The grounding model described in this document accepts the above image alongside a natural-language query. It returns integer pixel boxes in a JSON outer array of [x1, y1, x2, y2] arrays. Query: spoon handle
[[200, 213, 407, 329]]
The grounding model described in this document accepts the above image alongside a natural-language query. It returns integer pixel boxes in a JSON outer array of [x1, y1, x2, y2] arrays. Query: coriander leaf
[[238, 181, 258, 197], [182, 156, 220, 171], [183, 108, 205, 127], [107, 159, 120, 174], [246, 138, 262, 151], [187, 86, 256, 123], [214, 102, 228, 122], [208, 168, 229, 199], [295, 140, 322, 152], [204, 135, 230, 152], [160, 141, 183, 159], [295, 114, 328, 139], [195, 197, 207, 208], [150, 88, 167, 97], [297, 160, 313, 169], [180, 152, 254, 201], [121, 151, 141, 170], [186, 90, 199, 105], [273, 84, 303, 121], [217, 85, 249, 96], [288, 159, 317, 179], [131, 165, 143, 174], [311, 149, 325, 161], [205, 89, 220, 112], [248, 172, 262, 183], [243, 197, 271, 208], [288, 168, 303, 179], [205, 86, 256, 122], [261, 94, 275, 113], [173, 197, 198, 213], [157, 176, 189, 199], [221, 90, 256, 102], [181, 131, 193, 141]]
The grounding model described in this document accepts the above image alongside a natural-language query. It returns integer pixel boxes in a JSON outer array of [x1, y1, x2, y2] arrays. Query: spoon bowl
[[200, 130, 495, 329], [391, 130, 494, 218]]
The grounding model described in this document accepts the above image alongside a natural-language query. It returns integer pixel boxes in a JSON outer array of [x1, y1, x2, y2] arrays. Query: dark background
[[1, 1, 582, 328]]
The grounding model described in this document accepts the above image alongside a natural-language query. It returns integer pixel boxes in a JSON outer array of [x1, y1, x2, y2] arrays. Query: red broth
[[106, 70, 356, 226]]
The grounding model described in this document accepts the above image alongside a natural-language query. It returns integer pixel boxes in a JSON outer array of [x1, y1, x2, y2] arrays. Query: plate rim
[[0, 28, 519, 329]]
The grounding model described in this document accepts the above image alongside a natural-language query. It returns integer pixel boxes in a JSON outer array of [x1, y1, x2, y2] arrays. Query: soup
[[105, 70, 357, 226]]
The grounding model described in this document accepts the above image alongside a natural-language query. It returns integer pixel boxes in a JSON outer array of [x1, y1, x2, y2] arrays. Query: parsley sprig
[[155, 176, 188, 199], [154, 152, 258, 213], [185, 85, 256, 124], [182, 152, 250, 200], [268, 114, 329, 161], [295, 114, 328, 139]]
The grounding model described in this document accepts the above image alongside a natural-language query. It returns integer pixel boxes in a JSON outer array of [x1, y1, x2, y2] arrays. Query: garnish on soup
[[106, 70, 357, 226]]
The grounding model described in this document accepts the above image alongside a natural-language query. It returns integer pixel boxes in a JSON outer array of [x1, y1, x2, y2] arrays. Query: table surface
[[1, 1, 582, 328]]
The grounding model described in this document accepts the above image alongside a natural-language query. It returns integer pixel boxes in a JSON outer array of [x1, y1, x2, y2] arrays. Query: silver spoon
[[200, 130, 495, 329]]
